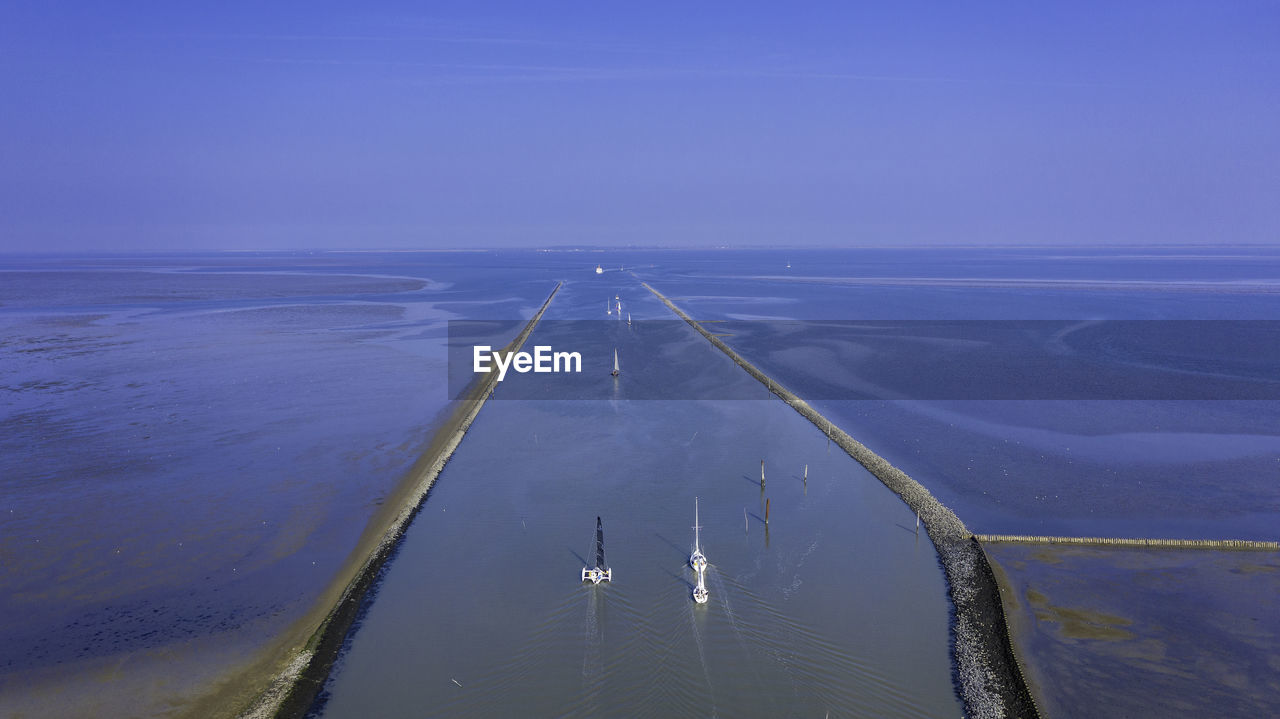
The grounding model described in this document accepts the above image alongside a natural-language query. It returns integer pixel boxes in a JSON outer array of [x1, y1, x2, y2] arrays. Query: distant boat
[[595, 264, 603, 274], [627, 312, 631, 327], [690, 497, 707, 572], [611, 348, 620, 377], [581, 516, 612, 584], [693, 565, 708, 604], [786, 260, 791, 269], [606, 298, 612, 316]]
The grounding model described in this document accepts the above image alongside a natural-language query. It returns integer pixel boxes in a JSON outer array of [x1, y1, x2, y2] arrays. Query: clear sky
[[1, 2, 1277, 250]]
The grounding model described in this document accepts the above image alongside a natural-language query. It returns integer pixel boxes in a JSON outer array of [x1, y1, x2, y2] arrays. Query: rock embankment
[[243, 283, 562, 719], [643, 281, 1040, 719]]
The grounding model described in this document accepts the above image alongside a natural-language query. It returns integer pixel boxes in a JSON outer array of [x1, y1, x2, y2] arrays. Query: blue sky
[[1, 2, 1277, 250]]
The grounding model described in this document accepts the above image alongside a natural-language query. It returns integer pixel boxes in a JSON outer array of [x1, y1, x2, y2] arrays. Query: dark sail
[[595, 516, 606, 569]]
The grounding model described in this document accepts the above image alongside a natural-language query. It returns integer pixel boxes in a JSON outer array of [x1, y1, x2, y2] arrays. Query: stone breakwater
[[977, 535, 1279, 550], [642, 282, 1040, 719], [240, 283, 562, 719]]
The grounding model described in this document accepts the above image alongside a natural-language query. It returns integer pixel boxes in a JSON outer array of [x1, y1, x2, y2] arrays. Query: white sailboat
[[611, 348, 620, 377], [690, 497, 707, 571], [627, 312, 631, 327], [581, 516, 612, 584], [606, 298, 611, 316], [595, 264, 603, 274], [691, 497, 709, 604]]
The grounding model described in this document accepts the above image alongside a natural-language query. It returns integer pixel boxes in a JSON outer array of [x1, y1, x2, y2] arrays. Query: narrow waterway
[[312, 276, 964, 717]]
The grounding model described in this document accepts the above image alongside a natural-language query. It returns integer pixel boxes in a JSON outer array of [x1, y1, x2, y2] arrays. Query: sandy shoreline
[[163, 282, 564, 719]]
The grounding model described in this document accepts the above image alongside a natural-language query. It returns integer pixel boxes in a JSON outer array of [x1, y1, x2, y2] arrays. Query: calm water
[[315, 273, 962, 718], [2, 247, 1277, 715]]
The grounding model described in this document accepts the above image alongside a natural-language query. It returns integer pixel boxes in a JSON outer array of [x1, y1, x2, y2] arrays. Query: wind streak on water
[[580, 589, 604, 715]]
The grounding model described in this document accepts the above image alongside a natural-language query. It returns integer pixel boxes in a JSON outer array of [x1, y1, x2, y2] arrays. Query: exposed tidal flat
[[985, 544, 1280, 718], [0, 252, 564, 716], [632, 246, 1280, 716]]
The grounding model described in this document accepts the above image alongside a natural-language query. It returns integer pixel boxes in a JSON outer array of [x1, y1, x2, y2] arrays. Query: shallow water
[[985, 544, 1280, 718], [0, 252, 563, 714], [636, 247, 1280, 538]]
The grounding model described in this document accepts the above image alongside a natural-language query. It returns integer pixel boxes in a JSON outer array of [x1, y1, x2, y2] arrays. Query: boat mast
[[595, 516, 606, 571], [693, 497, 702, 554]]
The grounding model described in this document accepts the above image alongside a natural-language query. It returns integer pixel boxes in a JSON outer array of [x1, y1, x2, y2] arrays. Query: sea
[[1, 247, 1277, 716]]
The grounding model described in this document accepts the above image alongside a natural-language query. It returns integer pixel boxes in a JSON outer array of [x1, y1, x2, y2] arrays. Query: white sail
[[690, 497, 707, 571]]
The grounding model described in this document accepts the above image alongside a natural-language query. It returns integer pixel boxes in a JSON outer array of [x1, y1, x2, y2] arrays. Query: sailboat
[[611, 348, 620, 377], [690, 498, 709, 603], [606, 298, 612, 316], [627, 312, 631, 327], [595, 264, 603, 274], [581, 516, 612, 584], [690, 497, 707, 571]]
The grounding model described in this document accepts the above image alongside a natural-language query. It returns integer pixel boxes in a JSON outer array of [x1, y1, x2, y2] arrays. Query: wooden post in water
[[765, 498, 770, 525], [760, 459, 766, 487], [744, 507, 748, 534], [916, 511, 920, 534], [803, 464, 808, 483]]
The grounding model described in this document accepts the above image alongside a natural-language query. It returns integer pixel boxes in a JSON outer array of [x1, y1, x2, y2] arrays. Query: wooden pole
[[765, 498, 770, 524], [760, 459, 765, 486]]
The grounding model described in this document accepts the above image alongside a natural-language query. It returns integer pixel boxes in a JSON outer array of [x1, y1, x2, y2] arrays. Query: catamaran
[[690, 497, 707, 571], [581, 516, 612, 584], [611, 348, 620, 377]]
